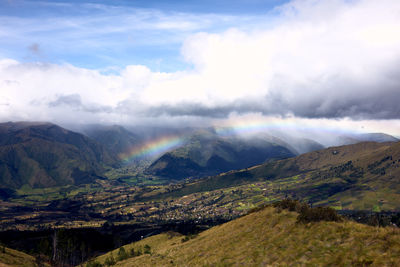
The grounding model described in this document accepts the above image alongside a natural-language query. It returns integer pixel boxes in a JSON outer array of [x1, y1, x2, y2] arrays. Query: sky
[[0, 0, 400, 137]]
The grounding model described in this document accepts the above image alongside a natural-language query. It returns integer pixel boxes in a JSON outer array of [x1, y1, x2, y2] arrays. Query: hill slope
[[334, 132, 399, 146], [91, 206, 400, 266], [81, 124, 140, 157], [0, 245, 42, 267], [146, 130, 295, 179], [146, 141, 400, 210], [0, 122, 118, 190]]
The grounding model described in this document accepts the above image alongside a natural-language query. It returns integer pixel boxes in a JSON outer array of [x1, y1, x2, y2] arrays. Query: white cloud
[[0, 0, 400, 134]]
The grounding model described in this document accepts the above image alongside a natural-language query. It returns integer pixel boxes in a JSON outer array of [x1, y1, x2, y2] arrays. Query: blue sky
[[0, 0, 288, 71]]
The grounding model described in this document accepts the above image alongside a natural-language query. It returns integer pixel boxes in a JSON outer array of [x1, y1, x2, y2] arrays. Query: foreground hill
[[0, 122, 118, 191], [90, 205, 400, 266], [147, 141, 400, 210], [0, 245, 44, 267], [146, 130, 295, 179]]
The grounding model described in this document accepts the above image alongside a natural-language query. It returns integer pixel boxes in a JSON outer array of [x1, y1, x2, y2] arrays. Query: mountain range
[[145, 129, 296, 179], [0, 121, 399, 266], [0, 122, 118, 191], [80, 124, 140, 157], [0, 121, 398, 192]]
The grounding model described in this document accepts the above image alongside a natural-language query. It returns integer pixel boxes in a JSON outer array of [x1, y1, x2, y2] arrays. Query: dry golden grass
[[293, 141, 393, 170], [90, 206, 400, 266], [0, 246, 40, 267]]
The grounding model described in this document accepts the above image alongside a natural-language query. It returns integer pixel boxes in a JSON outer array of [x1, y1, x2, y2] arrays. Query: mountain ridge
[[0, 122, 118, 190], [145, 130, 296, 179], [144, 141, 400, 210], [80, 124, 140, 158]]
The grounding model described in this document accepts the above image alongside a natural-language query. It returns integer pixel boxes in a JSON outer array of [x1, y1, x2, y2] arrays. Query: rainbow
[[120, 135, 186, 162], [214, 117, 362, 137], [215, 118, 299, 136]]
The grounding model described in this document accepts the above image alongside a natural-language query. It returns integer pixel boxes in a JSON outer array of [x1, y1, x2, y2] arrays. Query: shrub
[[297, 206, 342, 223], [181, 233, 198, 243], [117, 247, 128, 261], [104, 253, 116, 266], [273, 199, 306, 213], [273, 199, 342, 223], [129, 248, 135, 257], [143, 244, 151, 254]]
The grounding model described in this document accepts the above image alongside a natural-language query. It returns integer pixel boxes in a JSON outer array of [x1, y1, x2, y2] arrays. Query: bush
[[181, 233, 198, 243], [104, 253, 116, 266], [117, 247, 128, 261], [297, 206, 342, 223], [143, 244, 151, 254], [135, 247, 142, 256], [273, 199, 342, 223], [273, 199, 306, 213], [129, 248, 135, 257]]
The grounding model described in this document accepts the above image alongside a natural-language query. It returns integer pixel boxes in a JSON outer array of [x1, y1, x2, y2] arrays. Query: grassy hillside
[[145, 141, 400, 210], [88, 205, 400, 266], [0, 122, 118, 190], [0, 245, 44, 267], [82, 125, 140, 157]]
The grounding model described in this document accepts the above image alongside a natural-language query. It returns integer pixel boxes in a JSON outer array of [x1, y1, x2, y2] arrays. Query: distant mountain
[[262, 133, 325, 155], [334, 132, 399, 146], [0, 122, 118, 190], [81, 124, 140, 157], [357, 133, 399, 143], [290, 137, 325, 154], [146, 129, 295, 179]]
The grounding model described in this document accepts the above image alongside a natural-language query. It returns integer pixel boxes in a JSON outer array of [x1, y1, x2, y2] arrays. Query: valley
[[0, 122, 399, 266], [3, 1, 400, 265]]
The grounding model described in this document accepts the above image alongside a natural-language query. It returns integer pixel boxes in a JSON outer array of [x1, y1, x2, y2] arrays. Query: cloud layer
[[1, 0, 400, 133]]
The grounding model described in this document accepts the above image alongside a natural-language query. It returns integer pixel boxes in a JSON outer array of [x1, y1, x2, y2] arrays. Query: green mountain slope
[[82, 124, 140, 157], [90, 205, 400, 266], [146, 130, 295, 179], [0, 122, 118, 190], [146, 141, 400, 210]]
